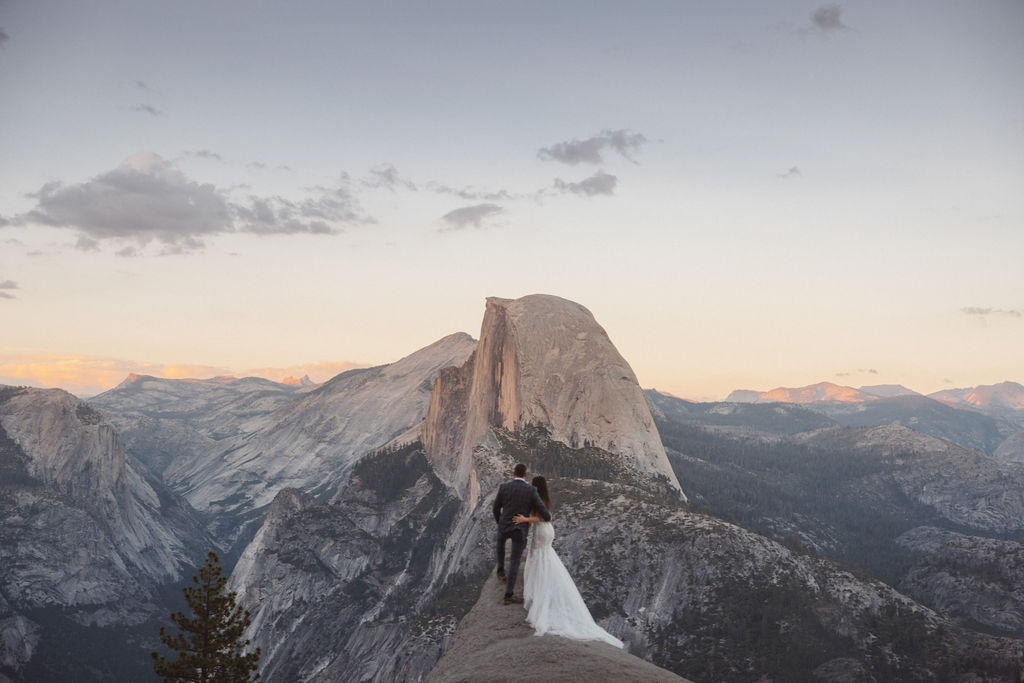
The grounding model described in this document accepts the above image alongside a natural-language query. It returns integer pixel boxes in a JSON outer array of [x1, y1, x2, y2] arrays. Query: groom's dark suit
[[492, 478, 551, 598]]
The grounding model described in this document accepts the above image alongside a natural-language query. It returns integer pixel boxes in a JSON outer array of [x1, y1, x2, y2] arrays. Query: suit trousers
[[496, 526, 527, 597]]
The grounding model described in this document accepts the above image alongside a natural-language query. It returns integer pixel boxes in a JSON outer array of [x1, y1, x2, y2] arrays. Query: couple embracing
[[492, 463, 624, 648]]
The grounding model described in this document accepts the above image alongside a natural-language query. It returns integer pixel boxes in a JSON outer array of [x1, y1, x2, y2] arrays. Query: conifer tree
[[151, 551, 261, 682]]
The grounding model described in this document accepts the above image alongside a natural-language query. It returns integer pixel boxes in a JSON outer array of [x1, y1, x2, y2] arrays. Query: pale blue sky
[[1, 1, 1022, 398]]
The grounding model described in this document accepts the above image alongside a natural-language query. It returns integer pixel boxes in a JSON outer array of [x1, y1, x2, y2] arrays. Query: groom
[[492, 463, 551, 605]]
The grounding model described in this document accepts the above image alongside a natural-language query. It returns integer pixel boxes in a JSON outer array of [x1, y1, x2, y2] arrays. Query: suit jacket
[[492, 478, 551, 534]]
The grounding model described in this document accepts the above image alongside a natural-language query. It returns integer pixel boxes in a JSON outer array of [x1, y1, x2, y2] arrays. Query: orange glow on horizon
[[0, 354, 366, 398]]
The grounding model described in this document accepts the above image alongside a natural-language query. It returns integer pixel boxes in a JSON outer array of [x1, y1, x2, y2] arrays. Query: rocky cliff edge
[[423, 294, 682, 501], [426, 573, 689, 683]]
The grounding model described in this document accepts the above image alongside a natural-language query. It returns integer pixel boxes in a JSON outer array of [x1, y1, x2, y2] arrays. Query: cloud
[[0, 279, 16, 300], [188, 149, 223, 162], [962, 306, 1023, 319], [116, 246, 140, 258], [777, 166, 801, 179], [425, 182, 518, 201], [248, 161, 267, 169], [12, 152, 369, 251], [538, 129, 649, 165], [0, 28, 9, 47], [553, 170, 618, 196], [135, 80, 154, 91], [440, 203, 503, 231], [362, 164, 418, 192], [18, 152, 233, 248], [133, 104, 163, 116], [806, 4, 848, 34], [75, 235, 100, 252], [234, 181, 367, 235], [836, 368, 879, 378]]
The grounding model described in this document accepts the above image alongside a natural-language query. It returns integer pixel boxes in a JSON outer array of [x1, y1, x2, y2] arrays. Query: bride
[[512, 476, 624, 648]]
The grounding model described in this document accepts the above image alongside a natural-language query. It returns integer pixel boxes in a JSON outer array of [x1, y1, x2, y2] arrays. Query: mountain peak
[[727, 381, 876, 404], [423, 294, 682, 499], [859, 384, 920, 398]]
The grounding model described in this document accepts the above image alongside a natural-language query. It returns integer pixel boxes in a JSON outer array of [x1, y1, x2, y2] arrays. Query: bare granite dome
[[424, 294, 682, 500]]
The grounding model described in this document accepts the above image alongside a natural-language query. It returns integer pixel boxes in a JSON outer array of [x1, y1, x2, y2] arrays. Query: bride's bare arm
[[512, 513, 542, 524]]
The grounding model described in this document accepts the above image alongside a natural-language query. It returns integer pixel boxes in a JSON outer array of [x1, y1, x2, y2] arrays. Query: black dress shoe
[[503, 595, 523, 605], [496, 567, 506, 580]]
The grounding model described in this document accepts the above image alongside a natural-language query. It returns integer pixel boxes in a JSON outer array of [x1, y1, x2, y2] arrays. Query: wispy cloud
[[9, 152, 370, 252], [427, 182, 519, 202], [777, 166, 802, 179], [133, 104, 163, 116], [538, 129, 649, 165], [362, 164, 418, 192], [553, 170, 618, 196], [802, 4, 849, 35], [836, 368, 878, 378], [135, 80, 154, 92], [0, 28, 9, 47], [440, 203, 503, 231], [234, 181, 369, 235], [0, 279, 17, 300], [962, 306, 1023, 319], [188, 149, 224, 162]]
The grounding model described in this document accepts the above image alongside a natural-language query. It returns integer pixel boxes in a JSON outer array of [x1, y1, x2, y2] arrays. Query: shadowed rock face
[[0, 385, 210, 678], [996, 431, 1024, 463], [91, 333, 477, 547], [424, 294, 682, 500], [426, 574, 689, 683]]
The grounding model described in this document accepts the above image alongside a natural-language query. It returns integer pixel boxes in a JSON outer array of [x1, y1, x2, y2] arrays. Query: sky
[[1, 1, 1022, 400]]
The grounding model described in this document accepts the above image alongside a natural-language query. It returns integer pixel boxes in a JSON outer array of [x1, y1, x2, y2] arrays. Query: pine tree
[[151, 551, 261, 683]]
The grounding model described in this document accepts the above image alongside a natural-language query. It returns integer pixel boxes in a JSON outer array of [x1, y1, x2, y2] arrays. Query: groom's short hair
[[514, 463, 527, 478]]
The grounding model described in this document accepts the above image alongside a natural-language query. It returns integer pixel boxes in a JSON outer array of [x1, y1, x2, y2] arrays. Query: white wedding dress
[[522, 521, 624, 648]]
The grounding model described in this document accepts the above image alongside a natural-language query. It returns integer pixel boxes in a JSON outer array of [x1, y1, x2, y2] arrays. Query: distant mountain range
[[2, 296, 1023, 682], [723, 380, 1024, 443], [727, 380, 1023, 409]]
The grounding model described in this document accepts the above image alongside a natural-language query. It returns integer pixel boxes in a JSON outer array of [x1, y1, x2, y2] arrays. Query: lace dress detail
[[522, 522, 624, 648]]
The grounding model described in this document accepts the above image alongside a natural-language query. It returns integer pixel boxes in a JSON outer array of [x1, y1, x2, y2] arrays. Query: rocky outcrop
[[231, 419, 1024, 682], [228, 445, 463, 683], [827, 425, 1024, 535], [423, 295, 681, 500], [816, 395, 1006, 454], [0, 385, 210, 679], [426, 574, 689, 683], [897, 526, 1024, 636], [996, 431, 1024, 463], [93, 334, 475, 545], [929, 381, 1024, 431], [91, 373, 305, 439], [186, 333, 475, 522]]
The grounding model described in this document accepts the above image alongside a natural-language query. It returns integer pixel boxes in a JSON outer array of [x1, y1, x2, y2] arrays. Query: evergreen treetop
[[151, 551, 261, 683]]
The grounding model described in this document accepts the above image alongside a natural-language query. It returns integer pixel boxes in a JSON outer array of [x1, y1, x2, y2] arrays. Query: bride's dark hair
[[532, 475, 551, 511]]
